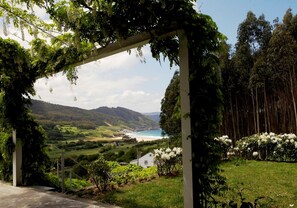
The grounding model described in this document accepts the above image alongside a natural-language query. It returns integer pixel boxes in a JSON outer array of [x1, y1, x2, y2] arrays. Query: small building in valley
[[130, 152, 154, 168]]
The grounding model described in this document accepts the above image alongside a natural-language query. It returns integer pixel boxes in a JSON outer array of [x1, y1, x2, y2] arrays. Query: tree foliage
[[88, 154, 111, 191], [0, 38, 49, 185], [160, 71, 181, 139], [221, 9, 297, 142]]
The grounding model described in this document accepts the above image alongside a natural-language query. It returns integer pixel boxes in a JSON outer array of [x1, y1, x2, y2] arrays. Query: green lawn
[[220, 160, 297, 207], [100, 177, 183, 208], [97, 160, 297, 208]]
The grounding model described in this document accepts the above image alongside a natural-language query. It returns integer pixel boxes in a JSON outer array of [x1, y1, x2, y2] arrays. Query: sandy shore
[[84, 136, 123, 142], [133, 136, 164, 142], [85, 136, 165, 142]]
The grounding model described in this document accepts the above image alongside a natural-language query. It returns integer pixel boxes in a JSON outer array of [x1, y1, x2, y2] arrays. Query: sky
[[31, 1, 297, 113]]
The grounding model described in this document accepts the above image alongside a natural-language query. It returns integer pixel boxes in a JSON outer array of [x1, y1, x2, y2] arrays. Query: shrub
[[108, 162, 157, 186], [0, 132, 13, 181], [235, 132, 297, 162], [87, 154, 111, 191], [214, 135, 233, 159], [153, 147, 182, 176]]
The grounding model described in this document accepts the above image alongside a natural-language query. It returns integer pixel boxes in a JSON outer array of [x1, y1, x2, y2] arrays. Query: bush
[[0, 132, 13, 181], [234, 132, 297, 161], [109, 162, 157, 186], [88, 154, 111, 191], [153, 147, 182, 176]]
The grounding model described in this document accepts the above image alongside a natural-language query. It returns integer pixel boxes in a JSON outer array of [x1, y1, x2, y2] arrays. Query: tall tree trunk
[[290, 67, 297, 133], [235, 96, 240, 139], [263, 83, 270, 132], [230, 93, 237, 139], [255, 87, 260, 133], [251, 89, 257, 134]]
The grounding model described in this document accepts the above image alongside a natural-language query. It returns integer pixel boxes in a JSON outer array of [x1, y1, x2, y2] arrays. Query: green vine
[[0, 38, 49, 185]]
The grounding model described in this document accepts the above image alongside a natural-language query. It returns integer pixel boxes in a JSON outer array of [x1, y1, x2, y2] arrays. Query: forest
[[160, 9, 297, 144], [219, 9, 297, 141]]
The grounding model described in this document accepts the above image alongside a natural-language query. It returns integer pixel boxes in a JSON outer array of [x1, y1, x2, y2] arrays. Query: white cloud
[[33, 49, 175, 113]]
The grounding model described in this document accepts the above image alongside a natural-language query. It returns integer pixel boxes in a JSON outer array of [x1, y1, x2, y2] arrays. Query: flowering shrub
[[235, 132, 297, 161], [214, 135, 233, 159], [153, 147, 182, 176]]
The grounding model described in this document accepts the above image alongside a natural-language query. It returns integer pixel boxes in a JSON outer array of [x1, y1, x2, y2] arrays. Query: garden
[[42, 133, 297, 207]]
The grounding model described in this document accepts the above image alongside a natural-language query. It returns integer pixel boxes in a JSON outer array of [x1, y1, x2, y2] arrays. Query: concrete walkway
[[0, 181, 121, 208]]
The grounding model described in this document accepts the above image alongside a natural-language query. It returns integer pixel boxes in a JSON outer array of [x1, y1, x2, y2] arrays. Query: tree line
[[221, 9, 297, 141], [160, 9, 297, 143]]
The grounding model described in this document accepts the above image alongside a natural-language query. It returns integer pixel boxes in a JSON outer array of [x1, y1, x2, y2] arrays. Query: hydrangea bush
[[214, 135, 233, 159], [153, 147, 182, 176], [235, 132, 297, 161]]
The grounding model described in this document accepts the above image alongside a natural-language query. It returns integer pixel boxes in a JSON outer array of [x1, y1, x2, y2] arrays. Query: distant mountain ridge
[[30, 100, 159, 130]]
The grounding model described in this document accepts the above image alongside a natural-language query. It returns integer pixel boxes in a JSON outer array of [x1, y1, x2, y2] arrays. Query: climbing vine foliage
[[0, 0, 224, 206], [0, 38, 49, 184]]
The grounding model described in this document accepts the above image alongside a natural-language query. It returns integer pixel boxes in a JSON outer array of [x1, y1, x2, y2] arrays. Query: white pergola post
[[179, 32, 193, 208], [12, 130, 22, 186]]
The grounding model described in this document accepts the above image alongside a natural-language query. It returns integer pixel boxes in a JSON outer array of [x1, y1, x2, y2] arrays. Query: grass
[[100, 177, 183, 208], [96, 160, 297, 208], [57, 125, 123, 139], [219, 160, 297, 207]]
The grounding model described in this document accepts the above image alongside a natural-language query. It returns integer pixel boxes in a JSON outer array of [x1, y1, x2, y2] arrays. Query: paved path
[[0, 181, 120, 208]]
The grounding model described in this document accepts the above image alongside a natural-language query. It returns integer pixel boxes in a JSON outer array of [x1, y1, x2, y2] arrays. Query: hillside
[[143, 112, 160, 123], [30, 100, 159, 130]]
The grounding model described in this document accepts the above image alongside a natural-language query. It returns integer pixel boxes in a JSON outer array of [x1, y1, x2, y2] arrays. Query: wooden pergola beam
[[73, 30, 181, 68]]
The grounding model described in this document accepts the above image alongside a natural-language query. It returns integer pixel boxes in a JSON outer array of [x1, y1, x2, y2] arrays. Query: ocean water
[[127, 129, 168, 140]]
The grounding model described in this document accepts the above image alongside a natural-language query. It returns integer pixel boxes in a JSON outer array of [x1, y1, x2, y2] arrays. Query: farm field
[[96, 160, 297, 208]]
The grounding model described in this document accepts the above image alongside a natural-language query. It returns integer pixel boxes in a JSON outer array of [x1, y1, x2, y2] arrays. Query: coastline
[[130, 135, 166, 142], [125, 129, 168, 142]]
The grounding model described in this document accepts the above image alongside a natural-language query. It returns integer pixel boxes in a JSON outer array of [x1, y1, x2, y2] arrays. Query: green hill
[[30, 100, 159, 131]]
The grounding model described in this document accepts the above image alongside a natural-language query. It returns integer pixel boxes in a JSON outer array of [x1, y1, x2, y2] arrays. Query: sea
[[126, 129, 168, 141]]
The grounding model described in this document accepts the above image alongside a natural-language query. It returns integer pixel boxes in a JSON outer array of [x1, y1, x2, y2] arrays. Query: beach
[[125, 129, 168, 142]]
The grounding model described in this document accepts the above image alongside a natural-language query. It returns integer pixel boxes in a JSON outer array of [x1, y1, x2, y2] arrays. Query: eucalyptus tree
[[266, 23, 297, 133], [160, 70, 181, 142], [0, 0, 226, 206], [230, 11, 272, 138]]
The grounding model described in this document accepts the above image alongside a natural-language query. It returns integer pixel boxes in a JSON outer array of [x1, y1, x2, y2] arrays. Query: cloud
[[33, 48, 175, 113]]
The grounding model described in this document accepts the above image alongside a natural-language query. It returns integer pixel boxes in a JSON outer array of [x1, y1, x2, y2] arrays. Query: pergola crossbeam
[[73, 30, 181, 68]]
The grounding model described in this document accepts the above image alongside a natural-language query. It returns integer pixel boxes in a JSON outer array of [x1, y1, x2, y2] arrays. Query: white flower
[[288, 133, 297, 139], [169, 152, 176, 158], [252, 152, 259, 157], [161, 153, 170, 160], [289, 204, 294, 207], [269, 132, 275, 137], [175, 147, 182, 155], [290, 139, 295, 144], [165, 148, 171, 153], [227, 151, 235, 156]]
